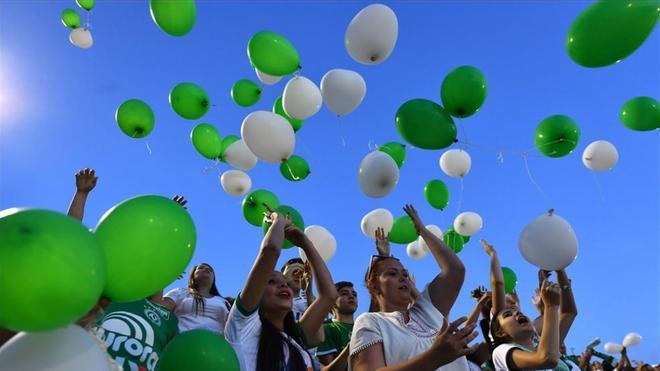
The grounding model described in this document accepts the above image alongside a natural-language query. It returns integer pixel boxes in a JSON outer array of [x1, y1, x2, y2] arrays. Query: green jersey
[[94, 299, 179, 371], [317, 321, 353, 357]]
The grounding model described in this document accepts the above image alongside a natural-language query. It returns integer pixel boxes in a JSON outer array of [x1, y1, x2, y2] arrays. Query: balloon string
[[337, 118, 346, 147], [145, 141, 152, 155], [455, 177, 464, 215], [457, 118, 468, 151], [203, 160, 220, 173], [285, 161, 300, 180], [522, 152, 553, 207], [590, 171, 606, 203]]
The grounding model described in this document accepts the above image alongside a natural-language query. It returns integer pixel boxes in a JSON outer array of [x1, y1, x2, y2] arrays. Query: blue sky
[[1, 0, 658, 361]]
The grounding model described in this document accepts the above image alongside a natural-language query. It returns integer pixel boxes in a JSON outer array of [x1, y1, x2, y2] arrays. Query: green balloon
[[115, 99, 155, 139], [149, 0, 196, 37], [566, 0, 659, 68], [446, 226, 470, 244], [378, 142, 406, 168], [424, 179, 449, 210], [534, 115, 580, 158], [95, 195, 196, 302], [248, 31, 300, 76], [502, 267, 518, 294], [231, 79, 261, 107], [280, 155, 310, 181], [76, 0, 94, 11], [273, 96, 303, 132], [262, 205, 304, 249], [395, 99, 457, 150], [443, 228, 465, 253], [191, 124, 222, 159], [219, 135, 240, 163], [390, 216, 418, 245], [156, 329, 239, 371], [242, 190, 280, 227], [61, 8, 81, 29], [0, 209, 105, 332], [441, 66, 488, 118], [620, 96, 660, 131], [169, 82, 210, 120]]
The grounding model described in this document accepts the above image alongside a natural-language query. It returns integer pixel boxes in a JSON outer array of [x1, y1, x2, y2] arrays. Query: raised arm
[[238, 210, 286, 312], [67, 168, 98, 221], [403, 204, 465, 317], [480, 240, 505, 314], [556, 269, 577, 342], [508, 279, 561, 369], [290, 225, 338, 346], [466, 292, 491, 326]]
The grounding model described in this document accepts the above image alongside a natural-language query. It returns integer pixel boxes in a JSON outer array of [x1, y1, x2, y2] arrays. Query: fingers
[[460, 341, 482, 357]]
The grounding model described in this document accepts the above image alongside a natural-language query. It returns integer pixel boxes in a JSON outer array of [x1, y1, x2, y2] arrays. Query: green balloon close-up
[[262, 205, 304, 249], [149, 0, 196, 37], [424, 179, 449, 210], [389, 216, 418, 244], [156, 330, 240, 371], [190, 123, 222, 159], [395, 99, 457, 150], [378, 142, 406, 168], [446, 226, 470, 244], [95, 195, 196, 302], [115, 99, 155, 139], [61, 8, 81, 29], [169, 82, 210, 120], [443, 228, 465, 253], [280, 155, 311, 181], [502, 267, 518, 294], [620, 96, 660, 131], [566, 0, 659, 68], [441, 65, 488, 118], [75, 0, 94, 11], [534, 115, 580, 158], [231, 79, 262, 107], [218, 135, 240, 163], [248, 31, 300, 76], [273, 96, 303, 132], [0, 208, 106, 332], [242, 190, 280, 226]]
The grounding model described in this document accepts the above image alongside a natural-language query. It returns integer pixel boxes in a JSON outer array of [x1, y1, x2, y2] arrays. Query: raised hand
[[430, 317, 479, 365], [302, 261, 313, 293], [375, 227, 391, 256], [284, 220, 308, 247], [172, 195, 188, 209], [403, 204, 424, 234], [538, 269, 551, 286], [75, 168, 98, 194], [480, 239, 496, 257], [540, 278, 561, 307]]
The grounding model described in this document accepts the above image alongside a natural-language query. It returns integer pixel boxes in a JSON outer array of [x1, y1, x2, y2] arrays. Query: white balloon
[[320, 69, 366, 116], [69, 28, 93, 49], [224, 139, 257, 170], [418, 225, 443, 252], [361, 208, 394, 239], [582, 140, 619, 171], [299, 225, 337, 262], [603, 342, 623, 354], [0, 325, 113, 371], [519, 210, 578, 271], [406, 241, 428, 260], [345, 4, 398, 65], [440, 149, 472, 178], [454, 212, 483, 236], [358, 151, 399, 198], [622, 333, 642, 347], [282, 76, 322, 120], [255, 68, 282, 86], [220, 170, 252, 196], [241, 111, 295, 163]]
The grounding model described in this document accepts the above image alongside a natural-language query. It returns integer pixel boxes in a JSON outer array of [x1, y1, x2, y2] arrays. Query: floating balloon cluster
[[61, 0, 94, 49]]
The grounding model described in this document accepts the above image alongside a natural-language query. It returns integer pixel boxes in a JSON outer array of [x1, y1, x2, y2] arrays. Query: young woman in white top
[[350, 204, 479, 371], [224, 210, 338, 371], [163, 263, 232, 334]]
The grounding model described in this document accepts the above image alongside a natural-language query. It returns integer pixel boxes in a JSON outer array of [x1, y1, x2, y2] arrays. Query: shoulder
[[354, 312, 385, 329], [163, 287, 188, 300], [492, 344, 522, 371]]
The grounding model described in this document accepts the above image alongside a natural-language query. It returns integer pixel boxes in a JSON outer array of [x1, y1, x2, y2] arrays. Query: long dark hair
[[187, 263, 221, 316], [256, 310, 308, 371], [490, 311, 514, 346]]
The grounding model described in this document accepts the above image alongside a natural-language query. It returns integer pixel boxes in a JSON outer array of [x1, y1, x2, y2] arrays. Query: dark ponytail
[[256, 310, 308, 371]]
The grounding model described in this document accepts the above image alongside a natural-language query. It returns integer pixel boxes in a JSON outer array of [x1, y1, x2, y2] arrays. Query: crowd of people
[[1, 168, 656, 371]]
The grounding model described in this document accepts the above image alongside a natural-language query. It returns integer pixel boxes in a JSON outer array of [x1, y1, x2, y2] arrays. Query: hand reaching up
[[375, 227, 391, 256], [403, 204, 424, 234], [75, 168, 98, 194]]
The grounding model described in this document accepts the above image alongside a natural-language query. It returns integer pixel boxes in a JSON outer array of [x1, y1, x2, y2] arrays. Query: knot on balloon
[[453, 139, 459, 143], [370, 54, 379, 62], [547, 208, 555, 216], [201, 100, 210, 108]]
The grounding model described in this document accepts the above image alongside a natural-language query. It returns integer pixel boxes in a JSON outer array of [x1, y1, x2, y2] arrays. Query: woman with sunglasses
[[350, 204, 478, 371]]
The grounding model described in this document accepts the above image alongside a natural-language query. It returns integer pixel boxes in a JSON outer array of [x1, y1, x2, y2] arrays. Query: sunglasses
[[366, 254, 400, 281]]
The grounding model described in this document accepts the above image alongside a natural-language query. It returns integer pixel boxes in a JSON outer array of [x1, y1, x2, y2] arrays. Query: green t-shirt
[[94, 299, 179, 371], [316, 320, 353, 357]]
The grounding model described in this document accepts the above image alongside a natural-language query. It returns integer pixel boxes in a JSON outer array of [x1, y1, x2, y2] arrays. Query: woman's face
[[373, 259, 412, 309], [193, 264, 215, 285], [261, 271, 294, 312], [496, 307, 535, 339]]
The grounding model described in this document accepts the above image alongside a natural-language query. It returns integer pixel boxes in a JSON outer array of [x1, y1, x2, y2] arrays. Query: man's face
[[335, 286, 358, 315]]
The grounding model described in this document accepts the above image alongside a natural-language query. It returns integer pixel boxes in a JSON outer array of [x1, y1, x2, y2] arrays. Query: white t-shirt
[[349, 286, 469, 371], [492, 344, 570, 371], [292, 294, 308, 321], [164, 288, 229, 334], [225, 298, 315, 371]]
